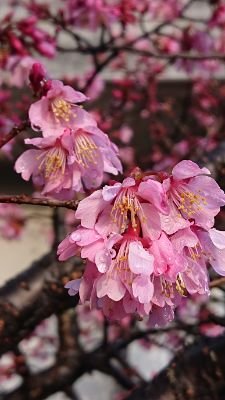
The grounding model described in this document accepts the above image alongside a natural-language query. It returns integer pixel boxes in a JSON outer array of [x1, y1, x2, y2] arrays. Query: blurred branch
[[0, 252, 82, 357], [210, 277, 225, 288], [125, 336, 225, 400], [0, 120, 30, 149], [0, 195, 79, 210]]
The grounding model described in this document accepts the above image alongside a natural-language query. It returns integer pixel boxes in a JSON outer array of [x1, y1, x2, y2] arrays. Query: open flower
[[15, 124, 122, 194], [160, 160, 225, 234], [69, 125, 122, 189], [75, 172, 167, 239], [15, 133, 76, 196], [29, 79, 95, 136], [60, 163, 225, 322]]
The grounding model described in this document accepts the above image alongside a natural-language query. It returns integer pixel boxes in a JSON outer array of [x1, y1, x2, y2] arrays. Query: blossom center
[[111, 240, 133, 286], [175, 274, 187, 297], [74, 133, 98, 168], [161, 278, 173, 298], [38, 147, 66, 179], [161, 274, 187, 298], [51, 98, 73, 123], [175, 189, 207, 218], [111, 189, 145, 233]]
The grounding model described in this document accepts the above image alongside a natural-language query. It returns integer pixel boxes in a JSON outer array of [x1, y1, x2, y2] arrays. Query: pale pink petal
[[81, 239, 104, 262], [160, 200, 190, 235], [95, 249, 111, 273], [79, 261, 99, 303], [15, 149, 40, 181], [29, 98, 50, 131], [65, 279, 81, 296], [122, 177, 136, 188], [72, 107, 97, 129], [138, 179, 169, 214], [70, 228, 101, 246], [128, 241, 154, 276], [198, 230, 225, 277], [140, 203, 161, 240], [62, 85, 87, 103], [188, 175, 225, 208], [95, 204, 113, 236], [57, 236, 79, 260], [96, 275, 126, 301], [75, 190, 107, 228], [106, 233, 122, 250], [209, 229, 225, 250], [171, 227, 199, 253], [102, 183, 121, 201], [132, 276, 154, 304], [172, 160, 210, 180], [25, 136, 57, 148]]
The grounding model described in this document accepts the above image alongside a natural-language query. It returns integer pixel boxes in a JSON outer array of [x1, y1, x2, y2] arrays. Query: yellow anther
[[74, 133, 98, 168], [175, 274, 187, 297]]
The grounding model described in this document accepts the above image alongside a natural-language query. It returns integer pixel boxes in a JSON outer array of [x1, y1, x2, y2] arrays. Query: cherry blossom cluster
[[58, 161, 225, 323], [15, 64, 122, 197]]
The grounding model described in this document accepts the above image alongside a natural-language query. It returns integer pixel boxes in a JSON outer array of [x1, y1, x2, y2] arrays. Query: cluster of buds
[[58, 161, 225, 324], [1, 15, 55, 60], [15, 64, 122, 197]]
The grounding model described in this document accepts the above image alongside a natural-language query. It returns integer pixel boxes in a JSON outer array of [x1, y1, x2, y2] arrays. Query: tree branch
[[0, 195, 79, 210], [0, 120, 30, 149], [125, 336, 225, 400], [0, 252, 82, 357]]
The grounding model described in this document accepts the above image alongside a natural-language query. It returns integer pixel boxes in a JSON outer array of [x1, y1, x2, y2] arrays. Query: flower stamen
[[74, 133, 98, 168]]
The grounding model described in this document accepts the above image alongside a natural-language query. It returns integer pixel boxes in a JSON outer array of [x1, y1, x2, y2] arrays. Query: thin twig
[[0, 120, 30, 149]]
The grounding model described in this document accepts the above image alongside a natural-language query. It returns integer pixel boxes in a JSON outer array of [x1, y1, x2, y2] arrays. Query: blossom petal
[[172, 160, 210, 180], [209, 229, 225, 250], [75, 190, 106, 228], [128, 241, 154, 276], [96, 275, 126, 301], [65, 279, 81, 296], [15, 149, 40, 181], [95, 249, 111, 273], [138, 179, 168, 214], [132, 276, 154, 304], [102, 183, 121, 201]]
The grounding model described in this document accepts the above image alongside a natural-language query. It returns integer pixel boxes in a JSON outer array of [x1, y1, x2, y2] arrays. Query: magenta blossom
[[15, 125, 122, 194], [160, 160, 225, 234], [75, 173, 168, 239], [59, 164, 225, 322], [69, 125, 122, 189], [15, 133, 78, 196], [29, 79, 95, 136]]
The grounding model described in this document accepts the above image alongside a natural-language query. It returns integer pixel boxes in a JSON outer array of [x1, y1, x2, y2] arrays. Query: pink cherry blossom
[[29, 79, 95, 136], [15, 124, 122, 194], [60, 163, 225, 322], [15, 133, 77, 196], [75, 173, 166, 239], [161, 160, 225, 234]]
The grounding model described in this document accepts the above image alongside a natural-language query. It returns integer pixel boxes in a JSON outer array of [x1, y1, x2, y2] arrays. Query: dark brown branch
[[0, 195, 79, 210], [0, 120, 30, 149], [209, 277, 225, 288], [125, 336, 225, 400], [0, 252, 82, 357], [4, 347, 84, 400], [112, 47, 225, 61]]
